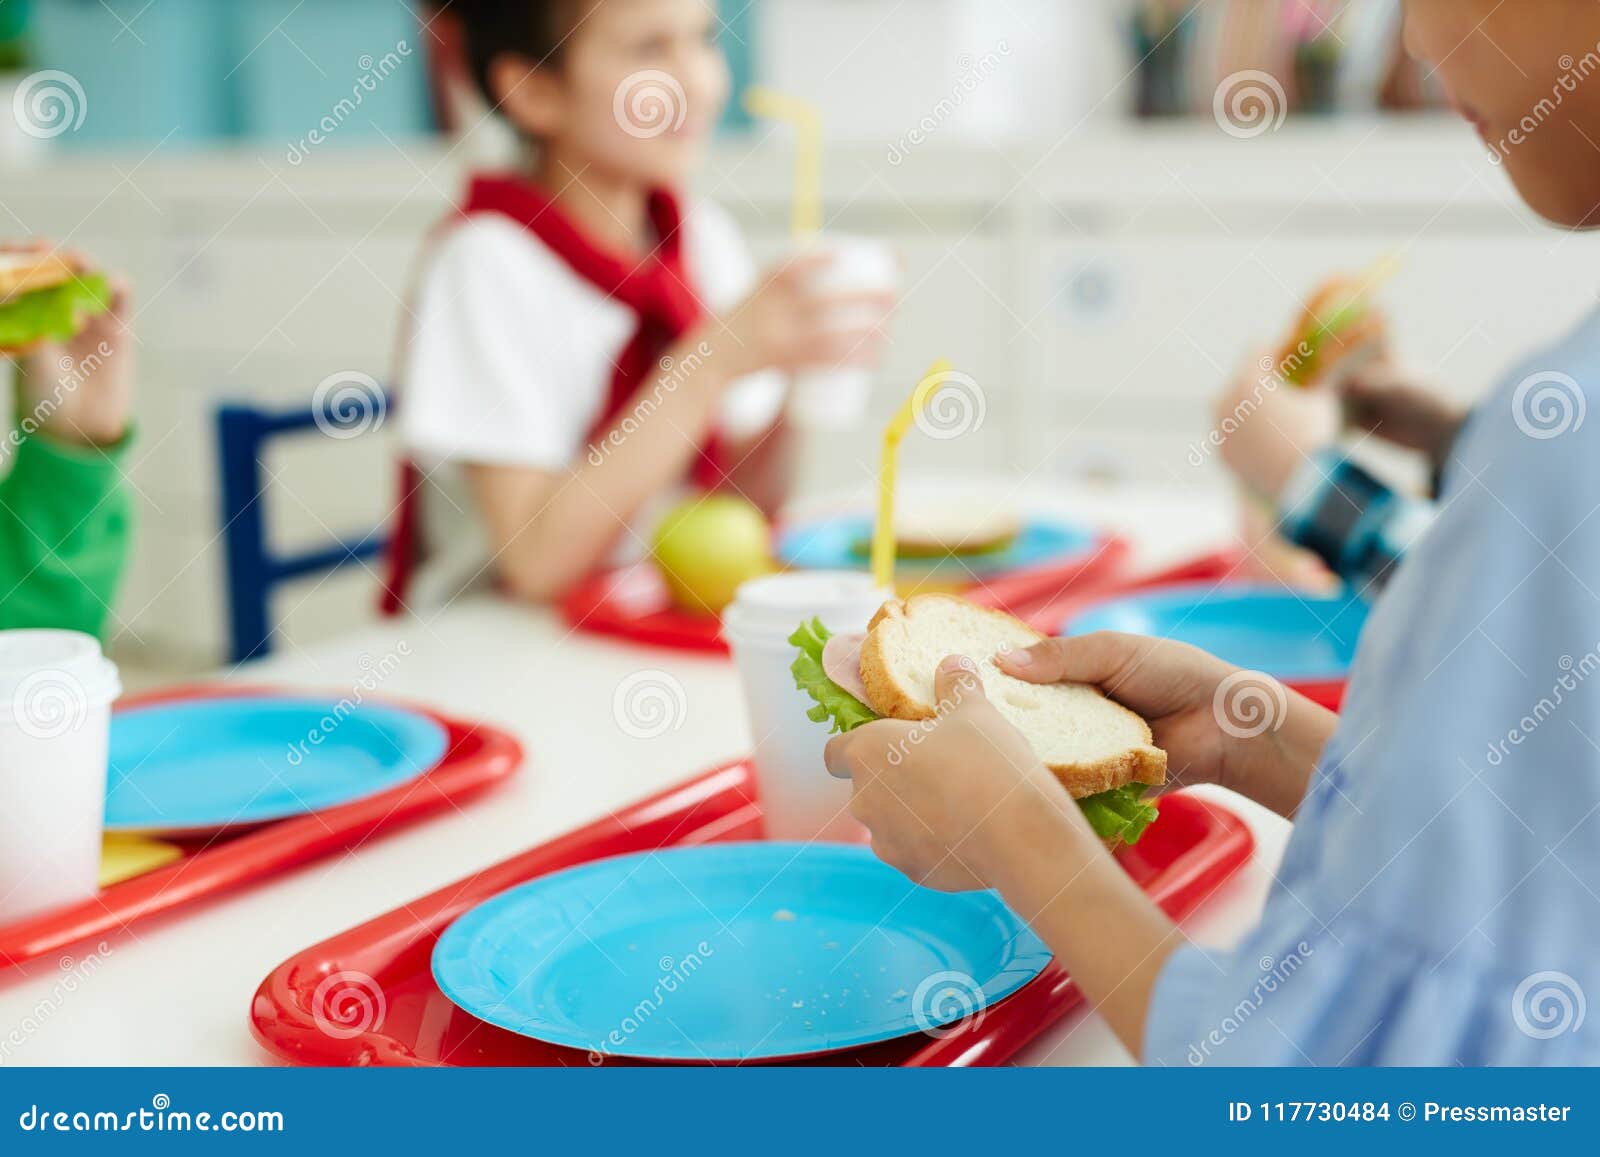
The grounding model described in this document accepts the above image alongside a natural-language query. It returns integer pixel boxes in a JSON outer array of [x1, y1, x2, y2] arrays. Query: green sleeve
[[0, 430, 133, 640]]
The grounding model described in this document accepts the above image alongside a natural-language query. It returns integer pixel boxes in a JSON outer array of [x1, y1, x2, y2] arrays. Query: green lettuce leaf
[[1285, 294, 1369, 386], [789, 617, 1160, 844], [0, 274, 111, 349], [1077, 782, 1160, 845], [788, 618, 878, 734]]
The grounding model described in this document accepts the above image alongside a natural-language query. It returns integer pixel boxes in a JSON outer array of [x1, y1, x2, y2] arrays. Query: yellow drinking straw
[[1334, 251, 1401, 318], [1358, 250, 1403, 295], [1332, 251, 1402, 322], [872, 359, 954, 590], [743, 86, 824, 240]]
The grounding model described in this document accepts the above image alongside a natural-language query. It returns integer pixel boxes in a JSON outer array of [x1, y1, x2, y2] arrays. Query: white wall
[[0, 118, 1586, 671]]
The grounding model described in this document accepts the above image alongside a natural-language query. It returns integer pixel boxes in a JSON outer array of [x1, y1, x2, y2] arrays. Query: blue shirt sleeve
[[1147, 321, 1600, 1066]]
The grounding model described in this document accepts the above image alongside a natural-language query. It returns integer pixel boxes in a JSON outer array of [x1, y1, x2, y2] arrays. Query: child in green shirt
[[0, 244, 134, 641]]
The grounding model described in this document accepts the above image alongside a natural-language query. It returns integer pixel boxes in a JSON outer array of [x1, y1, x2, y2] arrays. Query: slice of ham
[[822, 632, 871, 707]]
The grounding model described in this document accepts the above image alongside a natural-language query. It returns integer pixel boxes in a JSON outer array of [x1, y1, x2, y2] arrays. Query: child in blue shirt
[[826, 1, 1600, 1065]]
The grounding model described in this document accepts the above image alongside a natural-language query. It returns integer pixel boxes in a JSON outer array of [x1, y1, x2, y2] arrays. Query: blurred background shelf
[[2, 0, 1427, 152]]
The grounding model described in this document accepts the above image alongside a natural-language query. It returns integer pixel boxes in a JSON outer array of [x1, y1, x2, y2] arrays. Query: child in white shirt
[[389, 0, 893, 607]]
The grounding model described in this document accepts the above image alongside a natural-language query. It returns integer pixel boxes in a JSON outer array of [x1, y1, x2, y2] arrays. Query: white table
[[0, 485, 1290, 1066]]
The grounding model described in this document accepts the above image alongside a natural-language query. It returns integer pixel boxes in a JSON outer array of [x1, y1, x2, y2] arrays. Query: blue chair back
[[215, 382, 392, 663]]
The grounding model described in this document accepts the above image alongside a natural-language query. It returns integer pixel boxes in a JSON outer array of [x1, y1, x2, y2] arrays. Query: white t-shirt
[[403, 200, 782, 469], [399, 199, 784, 602]]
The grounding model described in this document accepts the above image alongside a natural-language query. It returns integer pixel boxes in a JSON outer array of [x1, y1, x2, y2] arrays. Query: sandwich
[[1273, 274, 1385, 389], [790, 593, 1167, 845], [0, 251, 111, 354], [853, 503, 1023, 561]]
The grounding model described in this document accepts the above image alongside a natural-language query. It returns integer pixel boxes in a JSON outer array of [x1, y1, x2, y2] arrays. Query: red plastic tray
[[560, 536, 1132, 656], [1017, 547, 1347, 713], [0, 686, 523, 973], [250, 759, 1253, 1067]]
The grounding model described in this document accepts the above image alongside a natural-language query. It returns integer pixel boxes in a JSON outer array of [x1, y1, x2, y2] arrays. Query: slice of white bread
[[859, 594, 1166, 797], [0, 252, 74, 304]]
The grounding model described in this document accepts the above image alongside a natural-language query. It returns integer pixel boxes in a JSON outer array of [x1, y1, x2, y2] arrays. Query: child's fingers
[[1325, 312, 1386, 357], [1309, 314, 1387, 385], [807, 329, 887, 368], [767, 250, 835, 284], [823, 720, 914, 781], [995, 632, 1143, 690], [806, 289, 897, 314], [104, 275, 133, 319], [933, 655, 986, 712], [823, 733, 856, 780]]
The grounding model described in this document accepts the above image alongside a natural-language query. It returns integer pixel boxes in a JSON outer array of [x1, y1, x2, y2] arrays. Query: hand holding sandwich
[[996, 632, 1338, 820], [825, 631, 1337, 886], [1216, 346, 1343, 500], [823, 625, 1338, 1059], [3, 241, 134, 447], [1224, 269, 1467, 503], [822, 651, 1183, 1057], [824, 655, 1065, 894]]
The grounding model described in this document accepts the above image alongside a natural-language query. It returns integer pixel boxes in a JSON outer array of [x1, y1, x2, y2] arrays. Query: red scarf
[[381, 175, 728, 613]]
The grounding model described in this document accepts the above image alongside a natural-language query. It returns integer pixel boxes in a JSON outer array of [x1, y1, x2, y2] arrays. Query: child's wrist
[[1428, 408, 1468, 466], [1217, 699, 1335, 817], [968, 779, 1095, 889], [698, 318, 772, 384], [38, 415, 128, 449]]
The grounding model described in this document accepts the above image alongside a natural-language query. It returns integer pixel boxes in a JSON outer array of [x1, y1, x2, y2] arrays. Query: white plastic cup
[[787, 236, 899, 429], [0, 631, 121, 923], [723, 571, 893, 842]]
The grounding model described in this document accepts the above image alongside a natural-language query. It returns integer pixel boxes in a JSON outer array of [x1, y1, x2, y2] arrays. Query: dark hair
[[434, 0, 583, 105]]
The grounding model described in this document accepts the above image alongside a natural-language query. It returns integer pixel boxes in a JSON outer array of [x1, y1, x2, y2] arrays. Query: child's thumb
[[934, 655, 986, 713]]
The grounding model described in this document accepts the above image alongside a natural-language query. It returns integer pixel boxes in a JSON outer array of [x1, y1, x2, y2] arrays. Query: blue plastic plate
[[1063, 583, 1370, 681], [105, 696, 450, 833], [431, 843, 1052, 1062], [775, 515, 1094, 577]]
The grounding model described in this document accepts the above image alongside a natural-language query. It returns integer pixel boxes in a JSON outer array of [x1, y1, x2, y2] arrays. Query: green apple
[[651, 494, 775, 615]]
